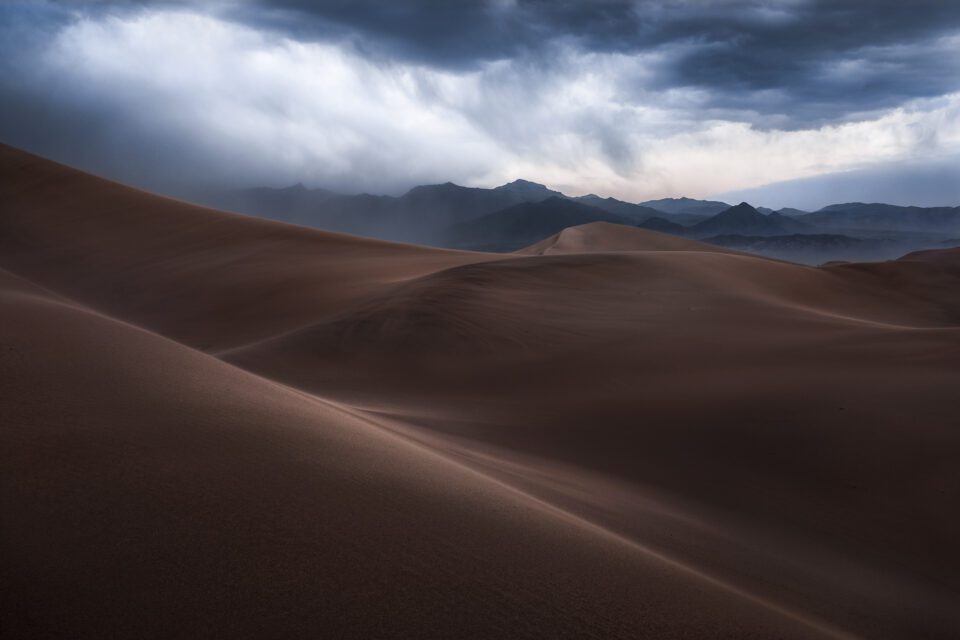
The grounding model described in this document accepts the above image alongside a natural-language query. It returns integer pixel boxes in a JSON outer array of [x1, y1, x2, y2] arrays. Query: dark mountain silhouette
[[494, 178, 565, 201], [689, 202, 789, 238], [767, 211, 814, 233], [574, 194, 667, 222], [206, 181, 960, 262], [211, 179, 699, 247], [775, 207, 810, 217], [401, 181, 532, 221], [637, 216, 688, 234], [447, 197, 631, 250], [800, 203, 960, 232], [209, 179, 568, 243], [639, 196, 731, 216]]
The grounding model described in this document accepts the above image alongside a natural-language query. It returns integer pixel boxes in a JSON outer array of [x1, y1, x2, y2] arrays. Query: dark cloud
[[6, 1, 960, 127], [659, 1, 960, 126], [234, 0, 960, 125]]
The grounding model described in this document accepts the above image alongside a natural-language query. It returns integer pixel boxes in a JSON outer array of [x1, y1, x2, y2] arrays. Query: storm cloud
[[225, 0, 960, 126], [1, 0, 958, 204]]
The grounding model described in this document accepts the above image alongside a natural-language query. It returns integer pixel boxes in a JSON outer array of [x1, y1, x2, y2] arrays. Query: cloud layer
[[1, 1, 958, 204]]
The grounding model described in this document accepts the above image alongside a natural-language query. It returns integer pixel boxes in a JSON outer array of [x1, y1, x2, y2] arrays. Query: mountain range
[[448, 197, 632, 250], [205, 179, 960, 264]]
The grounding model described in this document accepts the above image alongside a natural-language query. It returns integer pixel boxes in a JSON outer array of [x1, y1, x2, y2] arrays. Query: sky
[[1, 0, 959, 208]]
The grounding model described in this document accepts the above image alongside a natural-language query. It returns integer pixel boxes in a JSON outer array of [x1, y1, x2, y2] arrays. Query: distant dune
[[518, 220, 740, 255], [2, 143, 960, 639]]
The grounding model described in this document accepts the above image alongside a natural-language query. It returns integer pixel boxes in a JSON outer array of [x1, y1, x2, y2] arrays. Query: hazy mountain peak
[[637, 216, 687, 234], [818, 202, 870, 212], [494, 179, 563, 200], [719, 202, 763, 218], [400, 181, 469, 198], [639, 197, 732, 216], [689, 201, 789, 238], [776, 207, 810, 216], [498, 178, 545, 188]]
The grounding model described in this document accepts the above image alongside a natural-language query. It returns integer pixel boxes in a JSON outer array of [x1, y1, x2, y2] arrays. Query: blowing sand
[[2, 143, 959, 638]]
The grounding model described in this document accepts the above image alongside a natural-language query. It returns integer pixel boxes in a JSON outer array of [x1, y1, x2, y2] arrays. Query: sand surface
[[2, 143, 959, 638]]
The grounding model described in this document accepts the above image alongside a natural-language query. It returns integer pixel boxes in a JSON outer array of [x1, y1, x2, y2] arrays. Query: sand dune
[[518, 220, 739, 255], [0, 144, 486, 351], [3, 267, 842, 639], [3, 144, 960, 638], [224, 249, 960, 638]]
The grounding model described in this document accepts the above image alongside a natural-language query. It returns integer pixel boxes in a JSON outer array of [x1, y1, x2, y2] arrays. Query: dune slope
[[3, 144, 960, 639], [0, 143, 485, 351], [0, 268, 842, 639], [225, 247, 960, 638]]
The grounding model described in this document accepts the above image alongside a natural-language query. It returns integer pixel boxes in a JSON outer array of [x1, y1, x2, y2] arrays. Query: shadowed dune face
[[3, 268, 837, 639], [226, 241, 959, 368], [220, 235, 960, 640], [3, 144, 960, 639]]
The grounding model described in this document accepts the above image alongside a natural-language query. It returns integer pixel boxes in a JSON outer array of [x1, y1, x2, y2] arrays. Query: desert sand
[[2, 143, 959, 638]]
